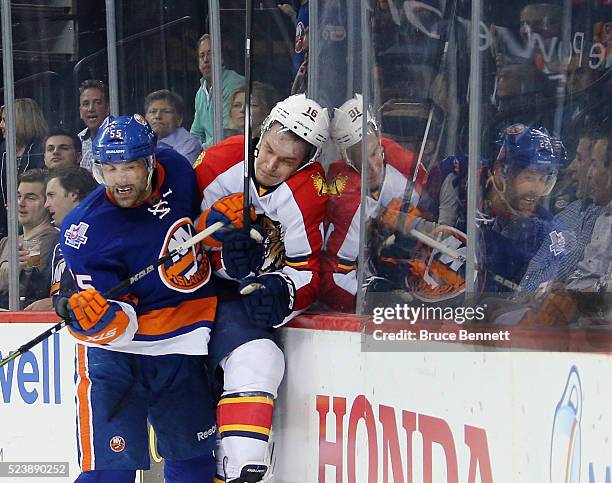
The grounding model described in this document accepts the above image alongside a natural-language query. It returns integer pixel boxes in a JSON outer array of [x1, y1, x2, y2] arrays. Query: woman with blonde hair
[[225, 81, 279, 139], [0, 98, 48, 238]]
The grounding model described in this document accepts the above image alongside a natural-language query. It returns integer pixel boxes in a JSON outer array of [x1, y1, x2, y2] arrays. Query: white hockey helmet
[[332, 93, 379, 151], [259, 94, 329, 164]]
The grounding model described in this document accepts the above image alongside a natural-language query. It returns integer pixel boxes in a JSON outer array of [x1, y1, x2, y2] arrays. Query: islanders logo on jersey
[[158, 218, 211, 293]]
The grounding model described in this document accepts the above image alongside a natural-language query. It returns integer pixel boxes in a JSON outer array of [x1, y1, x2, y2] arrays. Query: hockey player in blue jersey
[[57, 115, 218, 482], [478, 124, 563, 293]]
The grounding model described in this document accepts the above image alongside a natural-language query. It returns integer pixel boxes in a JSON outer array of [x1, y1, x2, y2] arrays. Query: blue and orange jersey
[[194, 135, 327, 323], [60, 148, 216, 355]]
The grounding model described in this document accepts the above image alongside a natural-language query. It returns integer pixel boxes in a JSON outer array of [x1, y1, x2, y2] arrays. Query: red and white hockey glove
[[57, 289, 130, 344], [197, 193, 257, 247]]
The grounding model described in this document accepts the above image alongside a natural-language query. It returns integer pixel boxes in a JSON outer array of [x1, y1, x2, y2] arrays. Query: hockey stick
[[0, 221, 226, 368], [396, 0, 456, 229], [383, 229, 465, 262], [383, 228, 519, 291], [243, 0, 254, 233]]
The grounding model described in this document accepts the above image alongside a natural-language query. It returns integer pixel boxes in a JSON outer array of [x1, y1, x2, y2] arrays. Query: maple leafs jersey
[[194, 135, 327, 323], [321, 138, 415, 311], [60, 148, 216, 355]]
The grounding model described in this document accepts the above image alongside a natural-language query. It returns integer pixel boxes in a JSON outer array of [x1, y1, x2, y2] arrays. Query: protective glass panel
[[476, 0, 611, 329], [1, 1, 89, 310], [217, 1, 292, 143], [112, 1, 205, 163], [351, 0, 468, 317], [352, 0, 611, 332]]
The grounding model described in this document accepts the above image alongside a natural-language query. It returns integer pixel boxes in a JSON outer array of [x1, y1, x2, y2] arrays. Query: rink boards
[[0, 312, 611, 482]]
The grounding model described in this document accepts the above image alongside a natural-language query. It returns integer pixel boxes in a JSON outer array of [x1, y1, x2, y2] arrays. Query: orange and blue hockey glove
[[380, 198, 423, 234], [56, 289, 130, 344], [197, 193, 257, 247]]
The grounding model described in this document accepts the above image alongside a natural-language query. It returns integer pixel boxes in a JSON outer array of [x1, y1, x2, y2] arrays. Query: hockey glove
[[57, 289, 130, 344], [239, 274, 295, 328], [222, 225, 266, 279], [380, 198, 423, 234], [197, 193, 257, 247], [519, 290, 578, 327]]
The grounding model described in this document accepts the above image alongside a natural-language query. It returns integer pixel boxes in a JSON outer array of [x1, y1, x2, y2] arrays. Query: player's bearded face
[[255, 126, 308, 186], [101, 159, 151, 208], [506, 168, 549, 217]]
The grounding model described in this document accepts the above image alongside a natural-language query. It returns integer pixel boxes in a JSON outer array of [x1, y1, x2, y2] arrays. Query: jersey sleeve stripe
[[133, 320, 213, 341], [137, 296, 216, 336]]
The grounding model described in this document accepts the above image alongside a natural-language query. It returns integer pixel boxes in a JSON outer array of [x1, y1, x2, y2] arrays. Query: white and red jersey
[[321, 138, 415, 312], [195, 135, 327, 324]]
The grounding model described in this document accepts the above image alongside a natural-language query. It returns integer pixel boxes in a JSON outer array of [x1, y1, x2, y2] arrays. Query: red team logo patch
[[158, 218, 211, 292], [110, 436, 126, 453]]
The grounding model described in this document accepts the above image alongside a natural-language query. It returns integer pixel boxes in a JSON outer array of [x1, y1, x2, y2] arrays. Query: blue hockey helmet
[[92, 114, 157, 185], [495, 124, 564, 174], [494, 124, 564, 196]]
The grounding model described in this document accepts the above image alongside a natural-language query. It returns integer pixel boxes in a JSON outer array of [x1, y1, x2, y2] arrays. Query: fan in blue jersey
[[57, 115, 218, 483]]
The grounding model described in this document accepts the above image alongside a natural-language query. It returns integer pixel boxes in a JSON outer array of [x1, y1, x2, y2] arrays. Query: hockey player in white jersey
[[194, 94, 329, 482], [321, 94, 416, 311]]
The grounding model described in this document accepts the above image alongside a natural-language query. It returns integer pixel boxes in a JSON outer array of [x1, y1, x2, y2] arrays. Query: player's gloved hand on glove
[[56, 289, 130, 344], [239, 274, 295, 328], [380, 198, 423, 234], [222, 225, 266, 279], [197, 193, 257, 247]]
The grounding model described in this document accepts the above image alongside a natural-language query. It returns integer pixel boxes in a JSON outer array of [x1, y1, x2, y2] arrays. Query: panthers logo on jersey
[[257, 215, 285, 273], [158, 218, 211, 292]]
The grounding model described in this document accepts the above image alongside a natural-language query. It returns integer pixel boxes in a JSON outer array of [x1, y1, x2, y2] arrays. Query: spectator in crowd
[[43, 128, 82, 169], [278, 1, 309, 77], [0, 98, 48, 239], [144, 89, 201, 165], [78, 79, 110, 172], [490, 3, 562, 116], [290, 27, 309, 95], [518, 130, 611, 295], [0, 169, 58, 309], [224, 82, 279, 139], [190, 34, 245, 148], [550, 128, 597, 213], [24, 166, 98, 311]]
